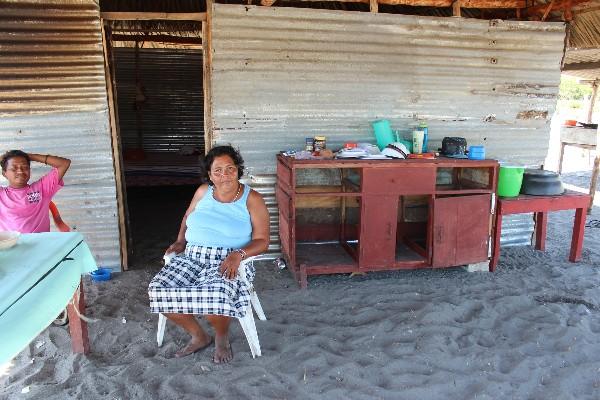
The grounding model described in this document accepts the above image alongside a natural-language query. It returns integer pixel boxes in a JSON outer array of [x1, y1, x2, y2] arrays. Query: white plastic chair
[[156, 254, 267, 358]]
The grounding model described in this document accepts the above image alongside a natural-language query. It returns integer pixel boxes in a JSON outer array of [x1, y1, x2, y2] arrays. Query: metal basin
[[520, 169, 564, 196]]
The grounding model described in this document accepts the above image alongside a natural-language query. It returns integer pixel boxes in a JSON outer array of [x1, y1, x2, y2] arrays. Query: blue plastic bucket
[[371, 119, 395, 150], [468, 145, 485, 160]]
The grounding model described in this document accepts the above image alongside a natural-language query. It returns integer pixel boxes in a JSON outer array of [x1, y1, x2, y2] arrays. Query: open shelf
[[296, 242, 358, 273]]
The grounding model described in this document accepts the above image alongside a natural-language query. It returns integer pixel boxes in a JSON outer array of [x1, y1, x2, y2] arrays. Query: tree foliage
[[559, 76, 593, 100]]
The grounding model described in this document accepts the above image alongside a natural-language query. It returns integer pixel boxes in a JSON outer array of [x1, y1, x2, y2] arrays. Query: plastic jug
[[371, 119, 395, 150]]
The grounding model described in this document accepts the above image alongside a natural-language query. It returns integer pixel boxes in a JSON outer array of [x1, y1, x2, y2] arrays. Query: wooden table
[[490, 191, 591, 272], [0, 232, 97, 363]]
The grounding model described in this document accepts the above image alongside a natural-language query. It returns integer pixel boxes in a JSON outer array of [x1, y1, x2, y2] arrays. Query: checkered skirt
[[148, 245, 256, 318]]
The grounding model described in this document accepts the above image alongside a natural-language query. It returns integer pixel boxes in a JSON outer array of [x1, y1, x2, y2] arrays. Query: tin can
[[305, 137, 314, 152], [313, 136, 326, 152]]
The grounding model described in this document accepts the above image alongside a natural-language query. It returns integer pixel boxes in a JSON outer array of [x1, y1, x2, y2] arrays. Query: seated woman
[[0, 150, 71, 233], [148, 145, 269, 363]]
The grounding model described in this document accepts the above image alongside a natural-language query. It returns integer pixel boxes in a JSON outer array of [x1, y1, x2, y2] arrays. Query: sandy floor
[[1, 172, 600, 400]]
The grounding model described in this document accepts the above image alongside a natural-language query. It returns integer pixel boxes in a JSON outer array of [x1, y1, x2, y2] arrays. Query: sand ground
[[1, 172, 600, 400]]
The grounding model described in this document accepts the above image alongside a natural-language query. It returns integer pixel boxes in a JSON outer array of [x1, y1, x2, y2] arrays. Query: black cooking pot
[[520, 169, 564, 196], [440, 137, 468, 158]]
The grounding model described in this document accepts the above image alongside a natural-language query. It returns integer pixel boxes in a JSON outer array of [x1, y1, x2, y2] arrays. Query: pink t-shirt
[[0, 168, 64, 233]]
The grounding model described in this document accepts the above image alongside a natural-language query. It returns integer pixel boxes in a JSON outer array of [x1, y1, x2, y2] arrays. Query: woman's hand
[[219, 251, 243, 280], [165, 240, 186, 255]]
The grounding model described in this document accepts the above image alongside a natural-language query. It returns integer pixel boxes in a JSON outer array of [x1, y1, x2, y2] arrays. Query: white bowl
[[0, 231, 20, 250]]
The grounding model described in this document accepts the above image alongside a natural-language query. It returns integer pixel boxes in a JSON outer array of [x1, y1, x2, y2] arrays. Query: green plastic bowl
[[498, 165, 525, 197]]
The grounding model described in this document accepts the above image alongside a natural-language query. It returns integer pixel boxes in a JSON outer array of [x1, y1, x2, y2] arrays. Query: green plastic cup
[[498, 165, 525, 197]]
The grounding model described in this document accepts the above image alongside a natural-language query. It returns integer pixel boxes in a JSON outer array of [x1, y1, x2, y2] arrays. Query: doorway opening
[[102, 15, 206, 269]]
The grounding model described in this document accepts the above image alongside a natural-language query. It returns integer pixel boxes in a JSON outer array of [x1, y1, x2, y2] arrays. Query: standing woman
[[148, 145, 270, 363], [0, 150, 71, 233]]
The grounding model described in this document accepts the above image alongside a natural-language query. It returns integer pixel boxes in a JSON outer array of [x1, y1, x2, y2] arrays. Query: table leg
[[535, 212, 547, 251], [569, 207, 586, 262], [67, 277, 90, 354], [490, 207, 502, 272]]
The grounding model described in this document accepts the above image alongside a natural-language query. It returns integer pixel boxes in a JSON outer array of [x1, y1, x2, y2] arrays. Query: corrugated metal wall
[[113, 48, 205, 153], [0, 1, 120, 268], [209, 4, 566, 253], [210, 4, 566, 175]]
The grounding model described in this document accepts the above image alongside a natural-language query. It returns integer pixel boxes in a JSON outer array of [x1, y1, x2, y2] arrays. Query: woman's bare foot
[[175, 334, 213, 358], [213, 335, 233, 364]]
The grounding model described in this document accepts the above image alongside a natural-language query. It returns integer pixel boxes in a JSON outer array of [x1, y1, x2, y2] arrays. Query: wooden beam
[[563, 61, 600, 71], [564, 0, 573, 20], [453, 0, 462, 16], [110, 34, 202, 45], [266, 0, 525, 6], [370, 0, 379, 12], [524, 0, 590, 16], [100, 12, 206, 21], [542, 0, 556, 20]]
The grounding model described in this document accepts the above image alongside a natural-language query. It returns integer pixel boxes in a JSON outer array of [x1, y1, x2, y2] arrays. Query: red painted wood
[[499, 192, 590, 214], [432, 197, 457, 267], [360, 195, 398, 268], [67, 279, 90, 354], [433, 195, 490, 267], [362, 168, 435, 195], [570, 207, 586, 262], [455, 194, 491, 265], [535, 212, 547, 251], [276, 155, 499, 287], [490, 202, 503, 272], [491, 192, 591, 271]]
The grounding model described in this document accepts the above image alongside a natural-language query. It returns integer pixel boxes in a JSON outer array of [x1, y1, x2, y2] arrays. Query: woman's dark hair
[[204, 145, 245, 185], [1, 150, 30, 172]]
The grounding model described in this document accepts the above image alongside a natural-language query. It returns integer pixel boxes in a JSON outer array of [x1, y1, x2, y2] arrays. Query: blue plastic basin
[[90, 267, 112, 282]]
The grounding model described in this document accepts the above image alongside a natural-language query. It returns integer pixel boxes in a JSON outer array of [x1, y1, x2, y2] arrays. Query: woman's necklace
[[215, 183, 242, 203]]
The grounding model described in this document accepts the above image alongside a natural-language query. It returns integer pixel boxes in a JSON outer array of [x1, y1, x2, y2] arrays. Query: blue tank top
[[185, 184, 252, 249]]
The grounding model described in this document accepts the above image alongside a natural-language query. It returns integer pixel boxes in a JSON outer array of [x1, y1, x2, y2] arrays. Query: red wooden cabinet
[[276, 155, 498, 288]]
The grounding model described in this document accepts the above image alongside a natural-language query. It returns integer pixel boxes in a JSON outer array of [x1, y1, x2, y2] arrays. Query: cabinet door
[[432, 194, 491, 267], [359, 195, 398, 268]]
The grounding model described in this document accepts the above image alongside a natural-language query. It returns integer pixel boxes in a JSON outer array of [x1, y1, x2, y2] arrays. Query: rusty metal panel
[[112, 48, 205, 153], [210, 4, 566, 175], [0, 1, 120, 269]]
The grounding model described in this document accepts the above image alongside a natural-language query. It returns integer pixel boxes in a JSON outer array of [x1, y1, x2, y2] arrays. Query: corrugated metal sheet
[[500, 213, 535, 247], [241, 173, 281, 257], [113, 48, 205, 153], [0, 1, 120, 268], [210, 4, 566, 174], [0, 0, 107, 116]]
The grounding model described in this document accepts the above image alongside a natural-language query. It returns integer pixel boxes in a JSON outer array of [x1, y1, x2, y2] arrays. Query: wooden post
[[370, 0, 379, 13], [558, 142, 566, 174], [67, 279, 90, 354], [453, 0, 461, 16], [590, 125, 600, 213], [203, 1, 214, 152], [101, 21, 130, 270], [587, 80, 598, 124]]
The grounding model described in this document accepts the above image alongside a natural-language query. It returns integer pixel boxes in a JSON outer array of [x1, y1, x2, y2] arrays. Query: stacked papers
[[336, 149, 369, 158]]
